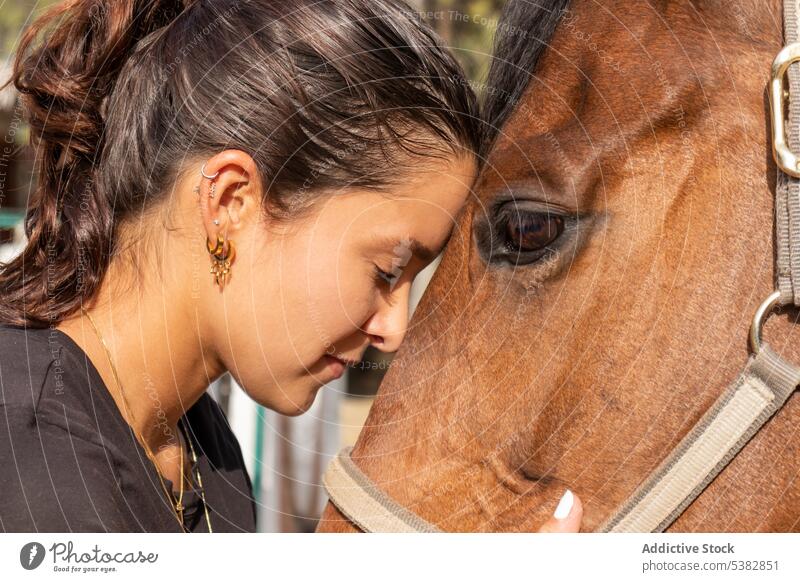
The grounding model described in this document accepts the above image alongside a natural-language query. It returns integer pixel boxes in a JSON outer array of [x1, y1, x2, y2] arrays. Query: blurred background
[[0, 0, 503, 531]]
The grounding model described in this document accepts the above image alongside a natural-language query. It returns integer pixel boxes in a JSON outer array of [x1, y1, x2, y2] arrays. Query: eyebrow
[[370, 234, 445, 264]]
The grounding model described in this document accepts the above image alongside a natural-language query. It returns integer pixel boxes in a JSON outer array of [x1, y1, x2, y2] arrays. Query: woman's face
[[213, 154, 477, 415]]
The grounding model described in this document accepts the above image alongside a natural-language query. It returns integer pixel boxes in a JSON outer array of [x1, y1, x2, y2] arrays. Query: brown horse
[[318, 0, 800, 532]]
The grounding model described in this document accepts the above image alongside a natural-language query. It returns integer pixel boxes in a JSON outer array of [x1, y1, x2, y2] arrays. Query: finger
[[537, 489, 583, 533]]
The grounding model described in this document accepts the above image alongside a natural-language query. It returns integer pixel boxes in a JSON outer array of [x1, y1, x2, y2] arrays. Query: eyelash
[[374, 266, 397, 286]]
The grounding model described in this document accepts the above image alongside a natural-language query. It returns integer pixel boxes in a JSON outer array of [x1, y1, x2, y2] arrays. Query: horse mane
[[483, 0, 570, 147]]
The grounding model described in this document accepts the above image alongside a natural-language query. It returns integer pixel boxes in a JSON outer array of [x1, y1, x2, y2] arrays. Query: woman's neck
[[55, 265, 224, 457]]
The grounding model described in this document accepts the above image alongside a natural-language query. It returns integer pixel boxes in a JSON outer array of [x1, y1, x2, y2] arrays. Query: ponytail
[[0, 0, 193, 327]]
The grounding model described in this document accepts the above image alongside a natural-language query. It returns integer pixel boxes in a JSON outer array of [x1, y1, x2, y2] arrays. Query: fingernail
[[553, 489, 574, 520]]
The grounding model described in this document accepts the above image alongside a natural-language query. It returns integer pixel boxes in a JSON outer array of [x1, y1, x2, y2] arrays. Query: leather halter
[[322, 0, 800, 532]]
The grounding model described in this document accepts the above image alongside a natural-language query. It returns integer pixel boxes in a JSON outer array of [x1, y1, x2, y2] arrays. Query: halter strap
[[776, 0, 800, 306], [322, 447, 441, 533], [598, 344, 800, 532]]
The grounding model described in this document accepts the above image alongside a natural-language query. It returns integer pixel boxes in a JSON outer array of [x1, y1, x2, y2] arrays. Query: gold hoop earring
[[206, 234, 235, 289], [206, 234, 223, 255]]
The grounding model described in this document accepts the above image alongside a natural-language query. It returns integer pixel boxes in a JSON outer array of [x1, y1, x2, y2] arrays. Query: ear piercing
[[206, 234, 236, 289], [194, 181, 216, 198], [201, 162, 231, 288], [201, 162, 219, 198], [200, 162, 220, 180]]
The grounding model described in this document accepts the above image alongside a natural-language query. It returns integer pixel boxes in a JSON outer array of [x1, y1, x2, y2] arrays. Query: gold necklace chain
[[80, 308, 212, 532], [178, 416, 214, 532]]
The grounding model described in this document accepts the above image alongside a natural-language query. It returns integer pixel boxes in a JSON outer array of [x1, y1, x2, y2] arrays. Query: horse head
[[318, 0, 800, 532]]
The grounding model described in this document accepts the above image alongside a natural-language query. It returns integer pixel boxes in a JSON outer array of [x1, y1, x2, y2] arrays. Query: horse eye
[[504, 212, 564, 253]]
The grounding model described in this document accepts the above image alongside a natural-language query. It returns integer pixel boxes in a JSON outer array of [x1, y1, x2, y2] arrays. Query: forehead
[[388, 154, 478, 203], [351, 154, 476, 214], [304, 154, 477, 242]]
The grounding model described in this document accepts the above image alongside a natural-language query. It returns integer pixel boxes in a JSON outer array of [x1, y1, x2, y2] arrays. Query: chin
[[273, 386, 320, 416]]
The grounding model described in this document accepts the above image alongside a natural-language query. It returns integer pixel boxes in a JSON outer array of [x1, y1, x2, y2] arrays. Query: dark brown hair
[[483, 0, 568, 144], [0, 0, 481, 328]]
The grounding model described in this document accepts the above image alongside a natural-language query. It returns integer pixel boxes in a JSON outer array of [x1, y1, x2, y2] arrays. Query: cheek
[[312, 265, 377, 336], [228, 242, 319, 359]]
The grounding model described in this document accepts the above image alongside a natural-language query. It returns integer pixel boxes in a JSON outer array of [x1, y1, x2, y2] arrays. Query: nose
[[362, 283, 411, 353]]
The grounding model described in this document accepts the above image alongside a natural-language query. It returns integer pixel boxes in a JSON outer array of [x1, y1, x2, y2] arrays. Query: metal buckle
[[770, 43, 800, 177], [749, 291, 781, 355]]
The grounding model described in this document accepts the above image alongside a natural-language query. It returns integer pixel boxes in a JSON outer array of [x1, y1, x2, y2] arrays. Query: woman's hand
[[537, 489, 583, 533]]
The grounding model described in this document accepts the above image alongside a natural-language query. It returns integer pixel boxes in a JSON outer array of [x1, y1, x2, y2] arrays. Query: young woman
[[0, 0, 582, 533]]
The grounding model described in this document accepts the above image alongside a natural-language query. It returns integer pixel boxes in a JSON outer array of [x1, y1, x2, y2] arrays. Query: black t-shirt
[[0, 325, 257, 532]]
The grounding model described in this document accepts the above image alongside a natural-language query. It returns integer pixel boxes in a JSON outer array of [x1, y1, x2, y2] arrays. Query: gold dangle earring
[[206, 233, 235, 289]]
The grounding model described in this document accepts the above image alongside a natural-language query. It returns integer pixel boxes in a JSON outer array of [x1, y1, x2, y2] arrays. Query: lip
[[322, 354, 359, 379], [333, 354, 361, 367]]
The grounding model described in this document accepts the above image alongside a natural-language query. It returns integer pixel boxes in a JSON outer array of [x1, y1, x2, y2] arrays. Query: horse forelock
[[483, 0, 570, 149]]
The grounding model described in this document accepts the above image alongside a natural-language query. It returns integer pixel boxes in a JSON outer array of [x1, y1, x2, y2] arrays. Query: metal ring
[[749, 290, 782, 354], [200, 162, 219, 180], [769, 43, 800, 177]]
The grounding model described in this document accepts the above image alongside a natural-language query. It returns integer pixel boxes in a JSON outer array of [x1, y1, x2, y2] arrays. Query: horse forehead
[[475, 0, 772, 209], [564, 0, 775, 49], [481, 1, 751, 159]]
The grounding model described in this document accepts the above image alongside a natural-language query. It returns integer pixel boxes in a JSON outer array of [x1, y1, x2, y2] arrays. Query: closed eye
[[374, 266, 398, 286]]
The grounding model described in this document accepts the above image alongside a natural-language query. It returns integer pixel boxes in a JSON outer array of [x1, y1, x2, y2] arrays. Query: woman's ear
[[197, 149, 262, 242]]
